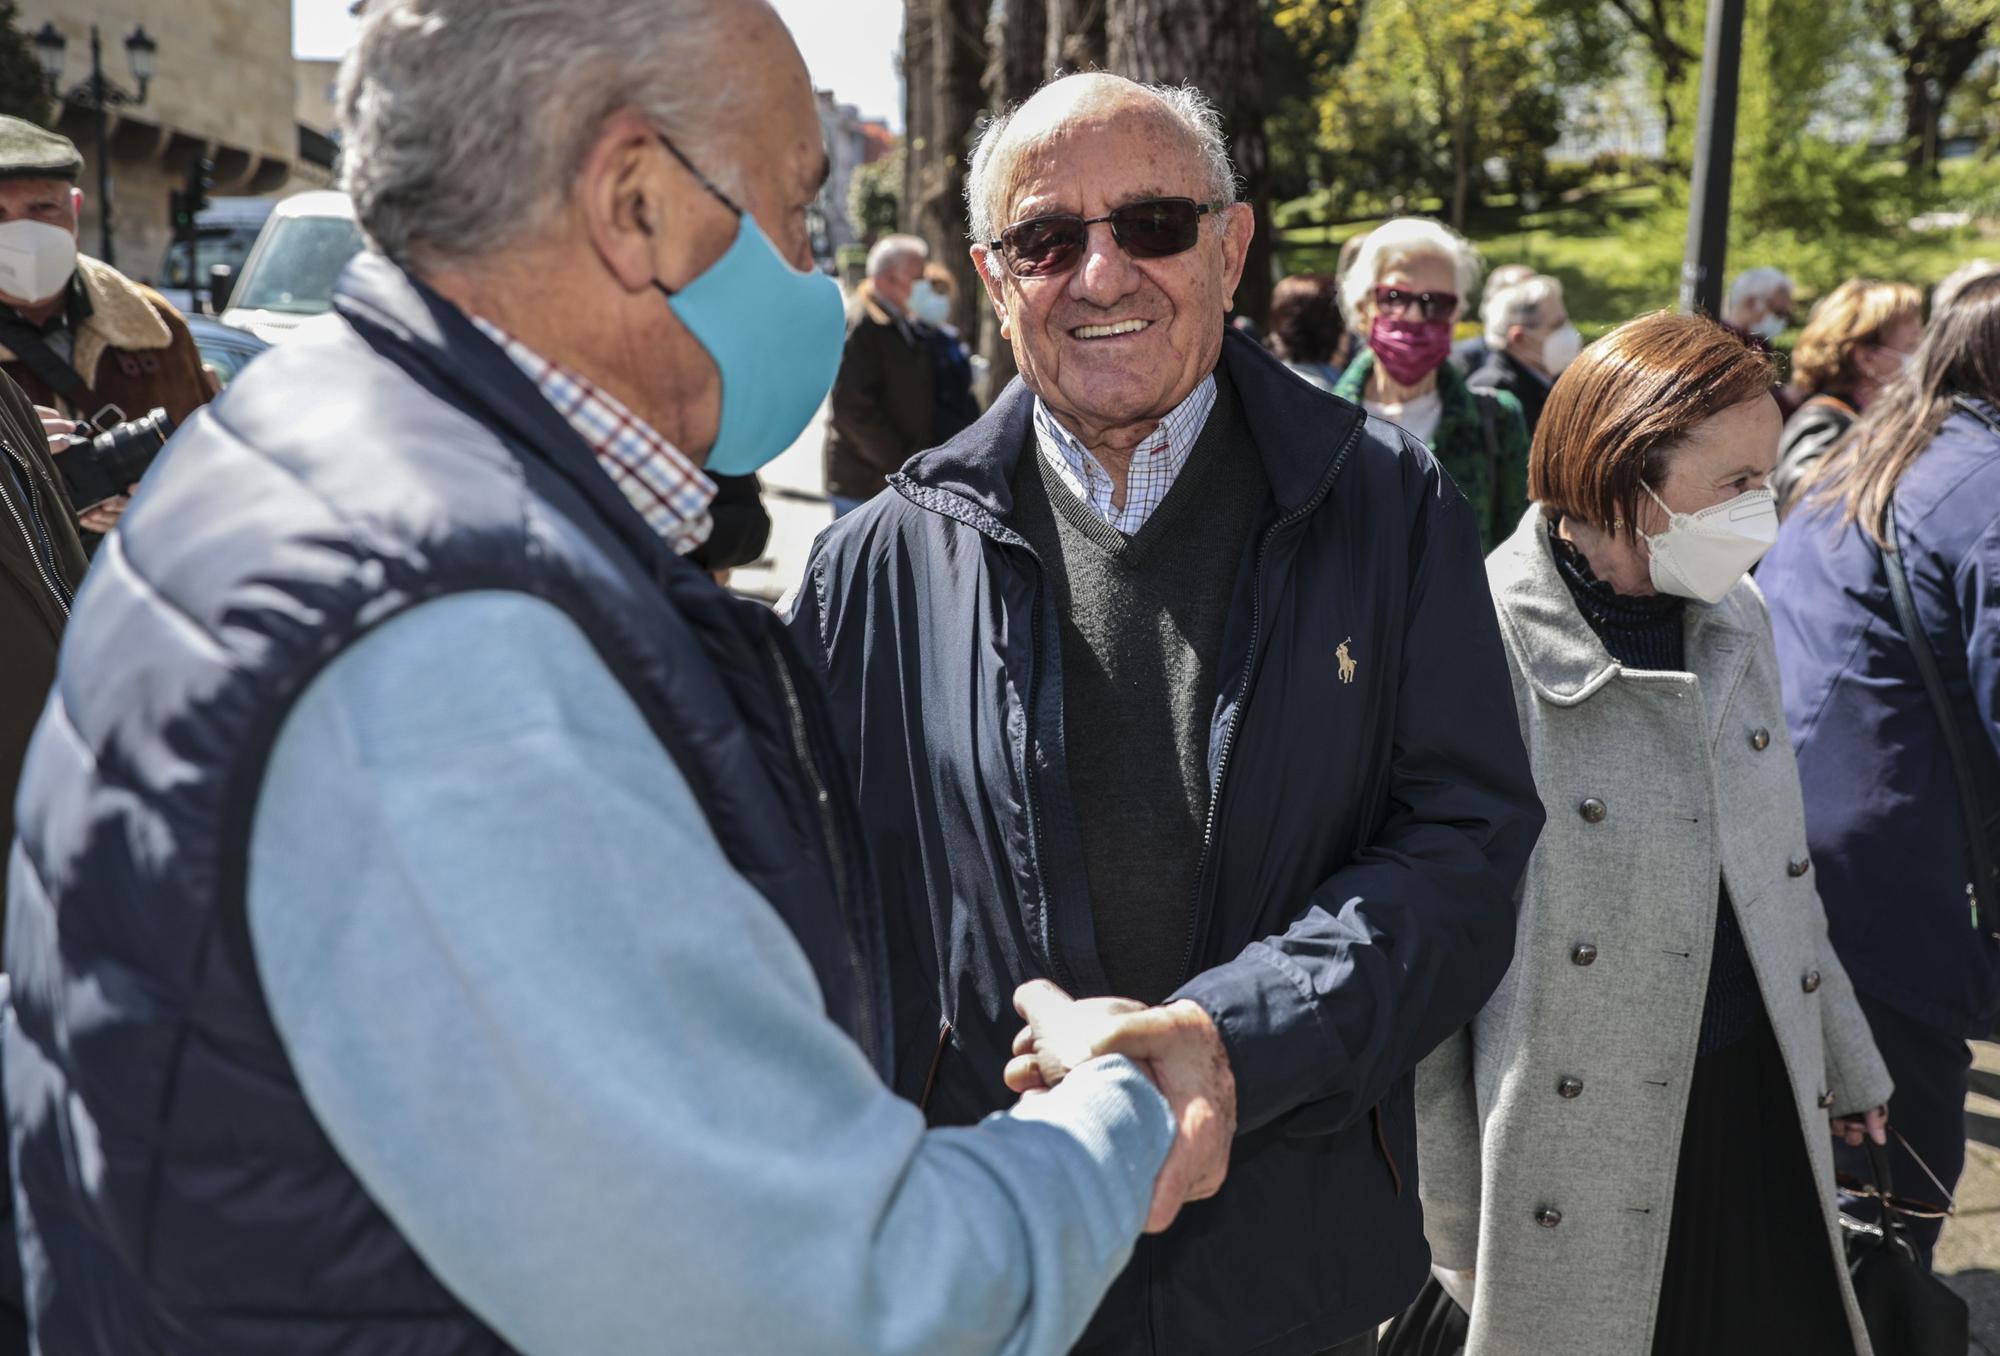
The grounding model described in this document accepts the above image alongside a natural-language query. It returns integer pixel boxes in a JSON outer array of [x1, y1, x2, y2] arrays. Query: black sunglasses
[[989, 198, 1215, 279], [1373, 285, 1460, 323]]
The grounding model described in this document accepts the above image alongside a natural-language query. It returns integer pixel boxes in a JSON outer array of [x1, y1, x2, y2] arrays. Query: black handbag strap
[[1471, 388, 1502, 542], [0, 316, 104, 423], [1881, 483, 2000, 936]]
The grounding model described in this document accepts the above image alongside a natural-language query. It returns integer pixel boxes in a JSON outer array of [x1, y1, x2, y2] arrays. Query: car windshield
[[233, 215, 364, 315], [160, 230, 257, 290]]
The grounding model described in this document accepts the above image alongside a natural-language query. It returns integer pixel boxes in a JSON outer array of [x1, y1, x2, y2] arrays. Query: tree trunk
[[977, 0, 1051, 399], [1047, 0, 1108, 72], [1902, 68, 1938, 179], [1104, 0, 1273, 325], [921, 0, 988, 337], [1450, 40, 1476, 231], [901, 0, 935, 235]]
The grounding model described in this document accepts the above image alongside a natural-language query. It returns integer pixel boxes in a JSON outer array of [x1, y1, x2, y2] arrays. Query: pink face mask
[[1369, 315, 1454, 386]]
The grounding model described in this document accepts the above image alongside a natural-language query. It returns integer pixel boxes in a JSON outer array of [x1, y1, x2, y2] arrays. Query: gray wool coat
[[1415, 509, 1893, 1356]]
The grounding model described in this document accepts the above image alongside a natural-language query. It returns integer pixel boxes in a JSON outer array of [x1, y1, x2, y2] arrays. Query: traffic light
[[169, 188, 189, 234], [185, 158, 213, 222]]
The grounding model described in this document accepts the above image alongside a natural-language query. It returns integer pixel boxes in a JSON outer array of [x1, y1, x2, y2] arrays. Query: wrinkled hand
[[1832, 1104, 1889, 1148], [1008, 979, 1236, 1233]]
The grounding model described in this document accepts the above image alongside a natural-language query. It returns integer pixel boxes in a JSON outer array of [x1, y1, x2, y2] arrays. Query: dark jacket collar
[[897, 327, 1365, 525], [331, 251, 682, 572]]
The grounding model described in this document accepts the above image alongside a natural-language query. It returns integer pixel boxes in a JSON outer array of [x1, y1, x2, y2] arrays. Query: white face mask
[[908, 278, 950, 327], [1640, 482, 1778, 604], [0, 218, 78, 305], [1750, 311, 1787, 341], [1540, 323, 1582, 375]]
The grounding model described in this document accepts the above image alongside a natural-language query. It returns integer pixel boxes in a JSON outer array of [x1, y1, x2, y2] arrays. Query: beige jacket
[[1415, 508, 1893, 1356]]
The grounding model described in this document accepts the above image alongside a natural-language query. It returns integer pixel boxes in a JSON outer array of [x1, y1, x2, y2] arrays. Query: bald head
[[965, 73, 1237, 249]]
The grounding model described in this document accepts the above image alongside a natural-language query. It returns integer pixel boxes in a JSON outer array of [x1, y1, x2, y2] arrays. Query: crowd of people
[[0, 2, 1996, 1355]]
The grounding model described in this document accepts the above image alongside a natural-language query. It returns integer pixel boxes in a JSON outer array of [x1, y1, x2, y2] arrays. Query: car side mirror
[[207, 263, 235, 313]]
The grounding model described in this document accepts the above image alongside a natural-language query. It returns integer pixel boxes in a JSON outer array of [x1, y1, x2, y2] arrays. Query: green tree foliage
[[1309, 0, 1565, 227], [848, 145, 905, 247], [0, 4, 56, 128]]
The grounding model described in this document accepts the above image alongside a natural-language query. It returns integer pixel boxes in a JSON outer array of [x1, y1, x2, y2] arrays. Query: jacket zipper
[[1179, 421, 1365, 982], [763, 632, 878, 1067], [0, 440, 69, 619], [1019, 561, 1080, 992]]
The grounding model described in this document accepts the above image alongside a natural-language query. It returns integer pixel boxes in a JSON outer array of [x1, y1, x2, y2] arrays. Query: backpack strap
[[1881, 493, 2000, 936]]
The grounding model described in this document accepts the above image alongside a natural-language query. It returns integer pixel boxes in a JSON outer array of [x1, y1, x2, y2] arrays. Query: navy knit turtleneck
[[1550, 522, 1758, 1056]]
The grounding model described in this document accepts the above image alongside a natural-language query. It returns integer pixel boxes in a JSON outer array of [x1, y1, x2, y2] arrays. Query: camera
[[57, 408, 175, 511]]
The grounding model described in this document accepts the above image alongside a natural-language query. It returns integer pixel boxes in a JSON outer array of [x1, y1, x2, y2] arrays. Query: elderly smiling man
[[3, 5, 1233, 1354], [793, 74, 1545, 1356]]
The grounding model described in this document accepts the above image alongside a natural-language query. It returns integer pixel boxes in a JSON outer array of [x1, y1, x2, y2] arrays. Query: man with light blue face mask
[[2, 3, 1232, 1353]]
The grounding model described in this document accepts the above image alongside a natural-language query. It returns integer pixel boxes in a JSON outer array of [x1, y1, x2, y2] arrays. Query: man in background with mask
[[825, 232, 935, 516], [0, 118, 209, 537], [4, 4, 1231, 1352], [1469, 273, 1578, 435]]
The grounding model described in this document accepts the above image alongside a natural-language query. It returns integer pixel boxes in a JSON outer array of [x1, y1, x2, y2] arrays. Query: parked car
[[185, 314, 270, 389], [220, 191, 364, 345], [156, 198, 278, 316]]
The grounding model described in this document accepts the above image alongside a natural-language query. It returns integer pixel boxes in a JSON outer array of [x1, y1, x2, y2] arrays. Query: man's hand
[[1008, 980, 1237, 1233], [1832, 1104, 1889, 1148]]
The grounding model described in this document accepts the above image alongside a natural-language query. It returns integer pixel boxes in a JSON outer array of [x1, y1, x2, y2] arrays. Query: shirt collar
[[470, 315, 716, 556]]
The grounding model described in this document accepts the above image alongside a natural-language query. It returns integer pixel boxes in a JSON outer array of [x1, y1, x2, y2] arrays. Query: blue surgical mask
[[652, 135, 846, 477]]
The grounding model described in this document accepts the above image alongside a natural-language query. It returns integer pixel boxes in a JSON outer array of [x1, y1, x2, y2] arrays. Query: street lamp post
[[31, 22, 158, 271], [1677, 0, 1745, 319]]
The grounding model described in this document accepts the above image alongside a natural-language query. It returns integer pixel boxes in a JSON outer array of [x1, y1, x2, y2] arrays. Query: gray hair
[[1727, 266, 1794, 310], [964, 75, 1238, 274], [1484, 274, 1564, 349], [340, 0, 759, 267], [866, 234, 929, 280], [1339, 217, 1484, 328], [1934, 259, 2000, 315]]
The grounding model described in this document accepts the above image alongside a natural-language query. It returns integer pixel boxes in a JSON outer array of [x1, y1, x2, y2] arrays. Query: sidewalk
[[1940, 1042, 2000, 1351]]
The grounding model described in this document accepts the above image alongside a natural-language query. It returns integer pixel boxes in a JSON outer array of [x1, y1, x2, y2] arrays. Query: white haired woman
[[1332, 217, 1530, 550]]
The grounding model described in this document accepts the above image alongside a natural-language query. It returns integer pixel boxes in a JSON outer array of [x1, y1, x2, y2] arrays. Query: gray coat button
[[1557, 1076, 1584, 1099], [1750, 728, 1771, 751], [1571, 942, 1598, 966], [1579, 798, 1608, 824], [1535, 1207, 1563, 1228], [1788, 856, 1812, 878], [1802, 970, 1822, 994]]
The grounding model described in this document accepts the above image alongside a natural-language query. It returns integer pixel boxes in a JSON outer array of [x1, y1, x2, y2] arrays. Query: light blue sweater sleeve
[[246, 590, 1172, 1356]]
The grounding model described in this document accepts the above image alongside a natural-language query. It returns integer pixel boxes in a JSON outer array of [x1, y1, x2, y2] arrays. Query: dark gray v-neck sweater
[[1007, 376, 1270, 1003]]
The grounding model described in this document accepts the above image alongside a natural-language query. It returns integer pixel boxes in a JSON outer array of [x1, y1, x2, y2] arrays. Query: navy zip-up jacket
[[1763, 396, 2000, 1036], [791, 331, 1546, 1354]]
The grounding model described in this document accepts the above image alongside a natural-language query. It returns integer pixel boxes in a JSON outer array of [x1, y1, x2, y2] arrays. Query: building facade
[[19, 0, 296, 284]]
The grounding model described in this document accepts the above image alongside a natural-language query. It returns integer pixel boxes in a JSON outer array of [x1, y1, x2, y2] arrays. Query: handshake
[[1007, 979, 1238, 1233]]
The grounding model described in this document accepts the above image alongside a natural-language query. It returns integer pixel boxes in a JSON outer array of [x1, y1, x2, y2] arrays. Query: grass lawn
[[1274, 171, 2000, 341]]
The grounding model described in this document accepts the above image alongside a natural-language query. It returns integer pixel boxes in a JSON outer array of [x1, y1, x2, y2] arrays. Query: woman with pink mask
[[1334, 217, 1531, 551]]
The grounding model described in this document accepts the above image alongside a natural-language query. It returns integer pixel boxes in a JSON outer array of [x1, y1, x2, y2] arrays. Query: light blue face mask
[[653, 135, 846, 477]]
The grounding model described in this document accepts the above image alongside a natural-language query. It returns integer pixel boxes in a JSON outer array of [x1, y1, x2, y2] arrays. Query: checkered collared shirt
[[1032, 374, 1217, 535], [472, 317, 715, 556]]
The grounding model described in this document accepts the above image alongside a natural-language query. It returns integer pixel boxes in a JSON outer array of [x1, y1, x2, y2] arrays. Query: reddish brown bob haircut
[[1529, 310, 1776, 532]]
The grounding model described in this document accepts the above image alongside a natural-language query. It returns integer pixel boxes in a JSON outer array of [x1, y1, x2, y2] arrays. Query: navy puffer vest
[[4, 253, 888, 1354]]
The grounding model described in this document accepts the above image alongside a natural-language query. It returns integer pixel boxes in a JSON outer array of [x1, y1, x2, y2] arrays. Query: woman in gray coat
[[1416, 311, 1893, 1356]]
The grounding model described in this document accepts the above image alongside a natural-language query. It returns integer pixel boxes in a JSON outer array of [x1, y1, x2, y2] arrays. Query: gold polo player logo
[[1336, 638, 1357, 685]]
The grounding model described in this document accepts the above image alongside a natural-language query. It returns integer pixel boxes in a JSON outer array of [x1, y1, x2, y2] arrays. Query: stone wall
[[17, 0, 296, 278]]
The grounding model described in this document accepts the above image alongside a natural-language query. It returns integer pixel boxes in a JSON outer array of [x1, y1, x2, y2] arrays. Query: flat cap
[[0, 117, 82, 182]]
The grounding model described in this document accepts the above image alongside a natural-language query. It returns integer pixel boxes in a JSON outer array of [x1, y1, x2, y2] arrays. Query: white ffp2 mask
[[0, 219, 78, 305], [1641, 483, 1778, 604], [1541, 323, 1582, 374]]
